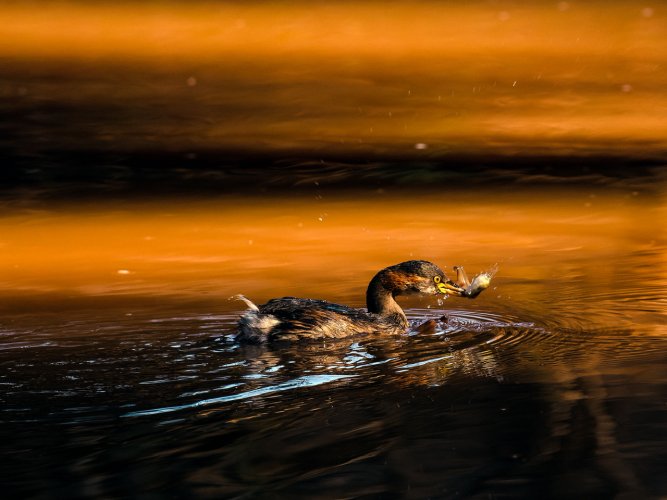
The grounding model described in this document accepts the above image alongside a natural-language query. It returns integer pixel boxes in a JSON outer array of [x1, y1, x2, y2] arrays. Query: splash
[[229, 294, 259, 311]]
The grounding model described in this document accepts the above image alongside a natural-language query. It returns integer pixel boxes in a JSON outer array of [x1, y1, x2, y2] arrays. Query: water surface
[[2, 1, 667, 498], [2, 183, 666, 498]]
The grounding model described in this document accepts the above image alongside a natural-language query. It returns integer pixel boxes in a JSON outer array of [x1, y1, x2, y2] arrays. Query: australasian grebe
[[234, 260, 491, 343]]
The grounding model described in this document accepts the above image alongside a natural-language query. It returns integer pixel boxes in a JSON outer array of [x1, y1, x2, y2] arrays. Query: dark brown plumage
[[235, 260, 467, 343]]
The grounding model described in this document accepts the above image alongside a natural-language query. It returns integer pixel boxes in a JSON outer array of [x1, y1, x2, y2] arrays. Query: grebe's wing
[[245, 297, 377, 341]]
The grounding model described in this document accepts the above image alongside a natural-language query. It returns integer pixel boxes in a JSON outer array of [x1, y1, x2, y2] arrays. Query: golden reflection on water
[[1, 2, 666, 332], [1, 190, 665, 333], [2, 2, 665, 60], [1, 1, 666, 156]]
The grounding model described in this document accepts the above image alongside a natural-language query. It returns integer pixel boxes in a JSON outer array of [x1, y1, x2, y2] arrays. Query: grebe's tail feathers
[[229, 294, 259, 312]]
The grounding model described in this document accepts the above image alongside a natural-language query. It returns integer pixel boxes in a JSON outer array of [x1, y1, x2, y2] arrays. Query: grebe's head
[[380, 260, 465, 297]]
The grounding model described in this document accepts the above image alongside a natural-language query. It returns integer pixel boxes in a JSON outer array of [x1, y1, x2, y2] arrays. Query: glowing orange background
[[1, 1, 665, 155]]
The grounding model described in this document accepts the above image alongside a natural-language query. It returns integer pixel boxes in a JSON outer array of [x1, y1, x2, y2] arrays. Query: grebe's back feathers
[[236, 297, 404, 343]]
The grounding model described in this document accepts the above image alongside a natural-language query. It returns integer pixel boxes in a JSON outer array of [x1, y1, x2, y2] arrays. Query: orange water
[[1, 189, 665, 332], [2, 1, 666, 157]]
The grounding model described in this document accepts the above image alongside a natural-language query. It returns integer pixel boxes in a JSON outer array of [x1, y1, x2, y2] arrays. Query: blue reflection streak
[[123, 374, 354, 418]]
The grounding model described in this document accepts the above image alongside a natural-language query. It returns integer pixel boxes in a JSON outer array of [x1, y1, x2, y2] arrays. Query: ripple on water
[[2, 306, 666, 427], [399, 306, 667, 383]]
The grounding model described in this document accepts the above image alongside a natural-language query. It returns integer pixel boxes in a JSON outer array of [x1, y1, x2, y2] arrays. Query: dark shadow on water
[[2, 148, 666, 206], [3, 304, 667, 498]]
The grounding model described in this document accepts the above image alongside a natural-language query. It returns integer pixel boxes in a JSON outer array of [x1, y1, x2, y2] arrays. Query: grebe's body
[[237, 297, 405, 343], [235, 260, 489, 343]]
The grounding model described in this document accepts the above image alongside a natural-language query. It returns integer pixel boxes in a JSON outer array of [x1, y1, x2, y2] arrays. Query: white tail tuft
[[229, 294, 259, 311]]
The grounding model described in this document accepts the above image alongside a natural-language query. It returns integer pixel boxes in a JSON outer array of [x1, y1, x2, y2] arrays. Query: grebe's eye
[[433, 276, 441, 284]]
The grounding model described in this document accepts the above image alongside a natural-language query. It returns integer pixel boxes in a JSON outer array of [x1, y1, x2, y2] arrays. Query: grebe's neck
[[366, 272, 408, 327]]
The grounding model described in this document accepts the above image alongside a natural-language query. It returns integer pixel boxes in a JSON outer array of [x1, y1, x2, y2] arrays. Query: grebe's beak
[[436, 280, 465, 296]]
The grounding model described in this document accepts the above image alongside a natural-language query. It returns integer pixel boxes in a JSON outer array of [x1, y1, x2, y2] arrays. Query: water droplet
[[186, 76, 197, 87], [641, 7, 654, 18]]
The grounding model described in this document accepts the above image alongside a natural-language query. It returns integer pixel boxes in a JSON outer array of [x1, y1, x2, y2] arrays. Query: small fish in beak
[[453, 264, 498, 298]]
